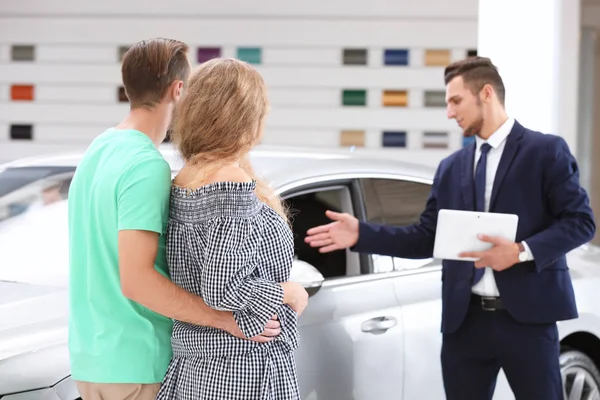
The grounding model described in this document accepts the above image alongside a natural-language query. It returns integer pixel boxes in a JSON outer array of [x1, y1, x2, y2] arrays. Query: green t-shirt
[[67, 128, 173, 383]]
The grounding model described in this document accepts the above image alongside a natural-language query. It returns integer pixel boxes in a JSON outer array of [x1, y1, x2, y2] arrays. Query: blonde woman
[[156, 58, 308, 400]]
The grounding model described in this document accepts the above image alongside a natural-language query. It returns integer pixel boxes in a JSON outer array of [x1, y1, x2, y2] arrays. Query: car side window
[[0, 167, 73, 224], [360, 178, 435, 271], [283, 184, 361, 280], [0, 167, 74, 286]]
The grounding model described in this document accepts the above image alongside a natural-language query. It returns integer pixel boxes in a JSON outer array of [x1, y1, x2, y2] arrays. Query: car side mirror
[[290, 259, 325, 297]]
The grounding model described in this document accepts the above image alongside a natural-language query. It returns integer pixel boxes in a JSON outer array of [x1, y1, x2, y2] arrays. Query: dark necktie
[[473, 142, 491, 284]]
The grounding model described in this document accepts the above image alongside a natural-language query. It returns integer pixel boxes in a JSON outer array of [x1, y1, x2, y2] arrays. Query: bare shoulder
[[172, 164, 253, 190], [210, 165, 252, 184]]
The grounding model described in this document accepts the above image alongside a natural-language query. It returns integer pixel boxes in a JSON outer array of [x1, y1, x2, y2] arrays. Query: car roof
[[0, 143, 437, 190]]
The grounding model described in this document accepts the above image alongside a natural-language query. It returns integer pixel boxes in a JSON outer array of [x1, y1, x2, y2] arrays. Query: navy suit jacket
[[353, 121, 596, 334]]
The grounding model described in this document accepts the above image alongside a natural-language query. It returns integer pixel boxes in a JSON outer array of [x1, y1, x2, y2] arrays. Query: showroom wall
[[581, 0, 600, 244], [0, 0, 478, 165]]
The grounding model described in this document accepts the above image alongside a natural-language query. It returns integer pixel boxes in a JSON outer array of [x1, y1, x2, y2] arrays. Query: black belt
[[470, 294, 505, 311]]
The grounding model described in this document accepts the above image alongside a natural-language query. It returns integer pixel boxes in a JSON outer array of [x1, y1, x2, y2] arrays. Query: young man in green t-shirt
[[67, 38, 306, 400]]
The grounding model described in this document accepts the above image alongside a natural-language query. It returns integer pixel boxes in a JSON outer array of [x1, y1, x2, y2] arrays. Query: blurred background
[[0, 0, 599, 243]]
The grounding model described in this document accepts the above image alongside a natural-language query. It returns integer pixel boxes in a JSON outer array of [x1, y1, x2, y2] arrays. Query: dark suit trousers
[[441, 303, 563, 400]]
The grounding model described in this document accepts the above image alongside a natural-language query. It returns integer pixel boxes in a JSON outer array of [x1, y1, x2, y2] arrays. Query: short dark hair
[[444, 56, 505, 105], [121, 38, 190, 109]]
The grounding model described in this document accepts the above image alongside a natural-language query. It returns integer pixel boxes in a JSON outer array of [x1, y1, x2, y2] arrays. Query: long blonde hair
[[170, 58, 287, 220]]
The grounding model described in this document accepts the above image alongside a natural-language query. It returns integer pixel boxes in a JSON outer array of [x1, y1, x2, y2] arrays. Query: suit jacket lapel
[[489, 121, 525, 211], [460, 142, 476, 210]]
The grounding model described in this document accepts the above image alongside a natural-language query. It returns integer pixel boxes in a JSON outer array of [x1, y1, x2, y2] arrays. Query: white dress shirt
[[471, 117, 534, 297]]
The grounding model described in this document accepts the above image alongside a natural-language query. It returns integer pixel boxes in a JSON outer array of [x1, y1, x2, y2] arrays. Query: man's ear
[[171, 80, 184, 102], [481, 84, 494, 103]]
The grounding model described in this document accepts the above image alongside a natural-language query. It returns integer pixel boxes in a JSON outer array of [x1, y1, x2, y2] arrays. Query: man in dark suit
[[304, 56, 596, 399]]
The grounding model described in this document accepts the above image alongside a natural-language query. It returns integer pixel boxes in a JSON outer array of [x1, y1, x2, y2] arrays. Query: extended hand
[[458, 234, 520, 271], [304, 210, 359, 253]]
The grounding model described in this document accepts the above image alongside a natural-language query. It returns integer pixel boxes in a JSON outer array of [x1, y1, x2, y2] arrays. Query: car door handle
[[361, 316, 398, 335]]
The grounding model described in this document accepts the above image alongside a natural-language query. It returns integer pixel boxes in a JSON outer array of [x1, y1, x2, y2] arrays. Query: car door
[[358, 176, 515, 400], [359, 176, 446, 399], [282, 178, 404, 400]]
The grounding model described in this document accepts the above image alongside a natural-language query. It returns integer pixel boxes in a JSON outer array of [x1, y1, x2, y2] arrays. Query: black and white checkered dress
[[156, 180, 300, 400]]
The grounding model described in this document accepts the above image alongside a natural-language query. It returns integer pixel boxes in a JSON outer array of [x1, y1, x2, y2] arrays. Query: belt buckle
[[480, 296, 496, 311]]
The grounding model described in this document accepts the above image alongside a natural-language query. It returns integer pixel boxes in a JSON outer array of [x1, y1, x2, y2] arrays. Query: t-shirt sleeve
[[117, 158, 172, 234]]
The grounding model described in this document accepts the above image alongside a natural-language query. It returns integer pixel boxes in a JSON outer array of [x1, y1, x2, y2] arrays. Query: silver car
[[1, 145, 600, 400]]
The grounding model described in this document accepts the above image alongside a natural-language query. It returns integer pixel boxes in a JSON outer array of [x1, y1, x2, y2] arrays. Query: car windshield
[[0, 166, 75, 287]]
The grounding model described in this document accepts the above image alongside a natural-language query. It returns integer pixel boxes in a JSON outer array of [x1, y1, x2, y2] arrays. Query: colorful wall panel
[[0, 0, 479, 163]]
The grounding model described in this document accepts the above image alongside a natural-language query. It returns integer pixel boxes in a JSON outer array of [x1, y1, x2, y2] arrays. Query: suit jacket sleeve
[[351, 165, 441, 259], [524, 136, 596, 272]]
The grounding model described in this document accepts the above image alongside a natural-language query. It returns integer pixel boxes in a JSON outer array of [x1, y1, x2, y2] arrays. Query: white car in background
[[1, 145, 600, 400]]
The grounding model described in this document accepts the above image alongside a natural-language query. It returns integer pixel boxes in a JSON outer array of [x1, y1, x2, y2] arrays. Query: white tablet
[[433, 209, 519, 261]]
